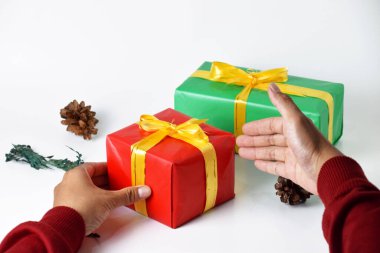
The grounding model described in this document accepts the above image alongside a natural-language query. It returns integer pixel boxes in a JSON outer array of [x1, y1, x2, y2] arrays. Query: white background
[[1, 0, 380, 252]]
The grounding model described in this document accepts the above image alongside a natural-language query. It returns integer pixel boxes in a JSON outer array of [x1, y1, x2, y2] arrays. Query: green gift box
[[174, 61, 344, 144]]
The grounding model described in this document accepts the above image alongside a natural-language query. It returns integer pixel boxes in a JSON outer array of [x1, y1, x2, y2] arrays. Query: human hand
[[53, 162, 151, 235], [236, 83, 342, 195]]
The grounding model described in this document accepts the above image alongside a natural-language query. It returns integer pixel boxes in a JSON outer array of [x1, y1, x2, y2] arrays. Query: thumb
[[268, 83, 302, 120], [106, 185, 151, 209]]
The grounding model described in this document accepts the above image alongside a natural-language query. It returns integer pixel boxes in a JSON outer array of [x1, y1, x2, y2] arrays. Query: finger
[[254, 160, 285, 177], [268, 83, 303, 120], [107, 185, 151, 209], [92, 175, 109, 187], [236, 134, 286, 147], [239, 147, 286, 161], [242, 117, 283, 136], [82, 162, 108, 177]]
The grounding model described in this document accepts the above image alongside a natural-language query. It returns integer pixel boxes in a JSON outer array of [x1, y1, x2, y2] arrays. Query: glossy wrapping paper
[[106, 108, 235, 228], [175, 61, 344, 144]]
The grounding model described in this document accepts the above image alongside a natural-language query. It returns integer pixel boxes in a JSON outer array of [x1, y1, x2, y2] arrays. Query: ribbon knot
[[248, 75, 258, 88], [138, 115, 209, 143], [207, 61, 288, 87]]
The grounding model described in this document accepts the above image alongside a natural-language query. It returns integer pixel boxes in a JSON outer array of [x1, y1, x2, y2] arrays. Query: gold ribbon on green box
[[191, 62, 335, 143], [130, 115, 218, 216]]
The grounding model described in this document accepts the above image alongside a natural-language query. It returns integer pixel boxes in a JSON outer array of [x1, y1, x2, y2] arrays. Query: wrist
[[315, 144, 343, 178]]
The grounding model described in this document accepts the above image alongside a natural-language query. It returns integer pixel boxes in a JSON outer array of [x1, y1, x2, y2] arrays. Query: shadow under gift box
[[106, 108, 235, 228]]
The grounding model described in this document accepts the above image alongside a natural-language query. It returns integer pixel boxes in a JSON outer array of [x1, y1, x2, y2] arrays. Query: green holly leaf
[[5, 144, 84, 171]]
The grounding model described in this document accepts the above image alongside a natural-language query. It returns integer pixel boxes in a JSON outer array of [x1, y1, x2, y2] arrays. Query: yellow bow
[[139, 114, 210, 143], [131, 115, 218, 216], [192, 62, 334, 143]]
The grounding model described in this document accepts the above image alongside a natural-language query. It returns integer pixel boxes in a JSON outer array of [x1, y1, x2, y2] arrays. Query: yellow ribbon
[[130, 115, 218, 216], [191, 62, 334, 143]]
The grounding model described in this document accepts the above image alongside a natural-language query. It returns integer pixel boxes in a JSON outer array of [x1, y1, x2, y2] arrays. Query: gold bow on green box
[[175, 61, 344, 145]]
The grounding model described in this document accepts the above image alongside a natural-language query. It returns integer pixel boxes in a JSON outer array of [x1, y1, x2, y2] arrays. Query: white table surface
[[1, 0, 380, 252]]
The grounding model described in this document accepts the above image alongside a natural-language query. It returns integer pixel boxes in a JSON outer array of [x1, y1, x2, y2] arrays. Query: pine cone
[[60, 100, 98, 140], [275, 176, 312, 205]]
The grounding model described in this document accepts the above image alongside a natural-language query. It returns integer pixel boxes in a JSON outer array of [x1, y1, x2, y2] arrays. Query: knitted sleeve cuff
[[317, 156, 368, 206], [40, 206, 85, 251]]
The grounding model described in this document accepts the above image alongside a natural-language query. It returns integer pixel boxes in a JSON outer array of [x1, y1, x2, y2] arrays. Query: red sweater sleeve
[[318, 156, 380, 253], [0, 206, 85, 253]]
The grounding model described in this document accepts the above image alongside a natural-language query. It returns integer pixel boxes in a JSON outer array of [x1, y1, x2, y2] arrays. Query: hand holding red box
[[106, 108, 235, 228]]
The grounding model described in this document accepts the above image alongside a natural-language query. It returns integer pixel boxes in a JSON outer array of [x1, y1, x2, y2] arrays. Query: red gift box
[[106, 108, 235, 228]]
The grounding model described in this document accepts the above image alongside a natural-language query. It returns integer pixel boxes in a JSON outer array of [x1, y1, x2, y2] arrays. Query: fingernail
[[137, 186, 151, 199], [270, 83, 280, 93]]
